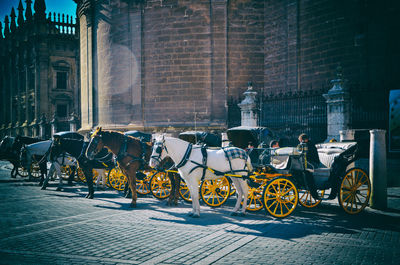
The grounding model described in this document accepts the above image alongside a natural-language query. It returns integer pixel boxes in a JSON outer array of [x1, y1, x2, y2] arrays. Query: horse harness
[[174, 143, 249, 181], [116, 136, 148, 168]]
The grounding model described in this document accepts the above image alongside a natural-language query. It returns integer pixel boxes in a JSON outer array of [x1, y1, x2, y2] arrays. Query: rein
[[116, 135, 147, 168]]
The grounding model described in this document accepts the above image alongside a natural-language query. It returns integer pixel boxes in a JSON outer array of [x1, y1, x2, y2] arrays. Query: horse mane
[[101, 130, 143, 144]]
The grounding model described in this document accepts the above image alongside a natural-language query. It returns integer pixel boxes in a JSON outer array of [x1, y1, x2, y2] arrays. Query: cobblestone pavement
[[0, 161, 399, 265]]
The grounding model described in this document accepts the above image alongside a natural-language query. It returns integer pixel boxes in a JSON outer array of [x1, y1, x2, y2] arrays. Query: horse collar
[[175, 143, 193, 168]]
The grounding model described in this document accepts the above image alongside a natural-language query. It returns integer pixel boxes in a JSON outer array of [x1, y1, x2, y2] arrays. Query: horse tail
[[246, 156, 253, 173]]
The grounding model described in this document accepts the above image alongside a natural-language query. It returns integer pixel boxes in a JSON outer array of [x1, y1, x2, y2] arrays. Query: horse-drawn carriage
[[148, 126, 371, 218], [226, 126, 371, 217]]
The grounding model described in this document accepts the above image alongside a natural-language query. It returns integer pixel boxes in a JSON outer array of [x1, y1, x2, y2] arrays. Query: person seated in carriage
[[269, 140, 280, 148], [298, 133, 320, 168]]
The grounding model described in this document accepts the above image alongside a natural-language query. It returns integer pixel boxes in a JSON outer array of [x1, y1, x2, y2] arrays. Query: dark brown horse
[[86, 128, 152, 207]]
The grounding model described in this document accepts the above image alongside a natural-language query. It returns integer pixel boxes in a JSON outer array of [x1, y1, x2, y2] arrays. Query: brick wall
[[143, 0, 212, 126], [228, 0, 264, 97]]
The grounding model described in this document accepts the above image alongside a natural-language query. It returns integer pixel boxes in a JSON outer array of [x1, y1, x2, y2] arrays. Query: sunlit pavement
[[0, 161, 399, 265]]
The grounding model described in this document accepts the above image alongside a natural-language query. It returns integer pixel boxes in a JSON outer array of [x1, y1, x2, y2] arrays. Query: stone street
[[0, 161, 399, 265]]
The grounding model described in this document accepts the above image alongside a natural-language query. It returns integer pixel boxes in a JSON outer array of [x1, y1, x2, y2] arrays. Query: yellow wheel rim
[[150, 172, 172, 199], [136, 170, 153, 195], [179, 180, 192, 202], [92, 169, 99, 183], [200, 176, 231, 207], [77, 167, 86, 182], [263, 177, 298, 218], [298, 189, 325, 208], [60, 165, 71, 180], [108, 167, 127, 191], [30, 163, 41, 178], [18, 166, 29, 177], [339, 168, 371, 214], [244, 176, 268, 211]]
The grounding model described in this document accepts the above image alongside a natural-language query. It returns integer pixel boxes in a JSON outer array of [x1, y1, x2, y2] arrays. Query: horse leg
[[187, 178, 200, 217], [129, 172, 138, 208], [53, 163, 63, 191], [167, 173, 175, 206], [230, 178, 243, 215], [84, 167, 94, 199], [11, 164, 17, 178], [238, 179, 249, 216], [174, 175, 180, 206], [42, 163, 54, 190], [67, 166, 76, 186], [39, 162, 46, 187]]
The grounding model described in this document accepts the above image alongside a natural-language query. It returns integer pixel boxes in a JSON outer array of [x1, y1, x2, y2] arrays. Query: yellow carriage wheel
[[77, 167, 86, 182], [338, 168, 371, 214], [244, 176, 267, 211], [200, 176, 231, 207], [107, 167, 127, 191], [60, 165, 71, 180], [150, 172, 172, 200], [179, 180, 192, 202], [92, 169, 99, 183], [298, 189, 325, 208], [17, 166, 29, 177], [30, 163, 41, 178], [243, 172, 281, 211], [262, 177, 298, 218], [136, 169, 153, 195]]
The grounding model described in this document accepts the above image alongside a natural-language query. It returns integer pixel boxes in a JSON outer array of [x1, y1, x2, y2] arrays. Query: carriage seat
[[316, 142, 357, 168]]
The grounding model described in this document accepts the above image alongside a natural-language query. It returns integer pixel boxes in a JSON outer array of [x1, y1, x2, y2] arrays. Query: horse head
[[149, 134, 167, 169], [86, 127, 104, 160]]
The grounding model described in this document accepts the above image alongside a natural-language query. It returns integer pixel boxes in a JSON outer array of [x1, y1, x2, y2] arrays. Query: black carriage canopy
[[227, 126, 275, 149], [178, 131, 222, 147], [52, 131, 84, 140], [124, 130, 152, 142]]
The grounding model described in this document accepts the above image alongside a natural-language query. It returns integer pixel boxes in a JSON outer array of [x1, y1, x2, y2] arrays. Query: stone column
[[238, 82, 258, 127], [323, 67, 350, 141], [69, 112, 78, 132], [369, 129, 387, 209], [50, 113, 58, 136], [39, 114, 46, 139], [339, 129, 355, 141]]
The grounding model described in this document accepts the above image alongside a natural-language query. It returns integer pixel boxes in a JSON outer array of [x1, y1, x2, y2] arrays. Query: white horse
[[43, 153, 78, 191], [149, 135, 252, 218]]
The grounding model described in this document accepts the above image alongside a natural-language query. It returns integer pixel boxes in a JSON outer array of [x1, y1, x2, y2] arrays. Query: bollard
[[369, 129, 387, 209]]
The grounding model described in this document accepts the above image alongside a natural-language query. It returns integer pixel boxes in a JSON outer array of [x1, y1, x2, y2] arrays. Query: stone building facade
[[0, 0, 79, 138], [75, 0, 399, 139]]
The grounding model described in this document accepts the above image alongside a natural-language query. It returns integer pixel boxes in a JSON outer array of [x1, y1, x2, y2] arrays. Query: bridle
[[150, 138, 168, 165], [88, 134, 102, 158]]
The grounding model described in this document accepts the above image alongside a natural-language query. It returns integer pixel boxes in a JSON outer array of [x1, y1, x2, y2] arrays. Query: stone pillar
[[339, 129, 355, 141], [238, 82, 258, 127], [50, 113, 58, 136], [69, 112, 78, 132], [323, 66, 350, 141], [39, 114, 46, 139], [369, 129, 387, 209]]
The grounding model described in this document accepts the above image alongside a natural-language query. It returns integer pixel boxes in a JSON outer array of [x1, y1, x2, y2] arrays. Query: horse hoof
[[192, 213, 200, 218], [88, 195, 94, 199], [130, 203, 137, 208], [238, 212, 246, 217], [85, 194, 89, 198], [188, 212, 194, 217], [41, 186, 46, 190], [56, 187, 62, 191], [230, 212, 239, 216]]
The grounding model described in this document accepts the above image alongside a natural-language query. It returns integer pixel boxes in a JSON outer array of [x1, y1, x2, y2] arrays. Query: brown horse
[[86, 128, 152, 207]]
